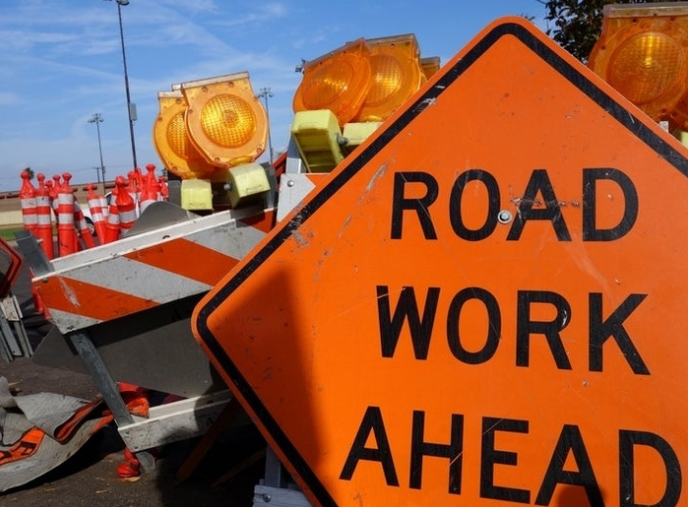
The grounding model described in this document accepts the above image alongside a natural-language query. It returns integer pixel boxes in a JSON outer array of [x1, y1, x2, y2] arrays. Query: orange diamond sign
[[193, 18, 687, 507]]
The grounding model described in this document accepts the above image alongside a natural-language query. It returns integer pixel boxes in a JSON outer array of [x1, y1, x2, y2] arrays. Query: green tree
[[541, 0, 685, 62]]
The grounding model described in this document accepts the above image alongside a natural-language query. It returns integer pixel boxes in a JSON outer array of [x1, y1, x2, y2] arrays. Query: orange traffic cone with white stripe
[[116, 175, 137, 235], [127, 171, 141, 216], [87, 184, 108, 242], [57, 173, 77, 256], [19, 170, 37, 235], [74, 200, 96, 249], [139, 165, 160, 214], [34, 173, 54, 259], [103, 198, 121, 244], [158, 176, 169, 201], [49, 175, 60, 220]]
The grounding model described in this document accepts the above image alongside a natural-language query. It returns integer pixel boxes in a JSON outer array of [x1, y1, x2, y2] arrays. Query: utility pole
[[87, 113, 106, 192]]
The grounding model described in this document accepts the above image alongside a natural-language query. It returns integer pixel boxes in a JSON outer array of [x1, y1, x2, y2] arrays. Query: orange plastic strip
[[0, 428, 45, 467]]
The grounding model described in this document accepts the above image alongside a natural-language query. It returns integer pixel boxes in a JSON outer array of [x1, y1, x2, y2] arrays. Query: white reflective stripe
[[76, 218, 88, 229], [64, 256, 211, 303], [119, 208, 137, 225], [37, 214, 52, 225], [107, 213, 120, 225], [93, 211, 104, 221], [21, 198, 37, 209], [23, 215, 38, 224], [192, 221, 267, 260], [48, 309, 102, 334], [57, 194, 73, 205], [36, 195, 51, 207], [58, 213, 74, 223]]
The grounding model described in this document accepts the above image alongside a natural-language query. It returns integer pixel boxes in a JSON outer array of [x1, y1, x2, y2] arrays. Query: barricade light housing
[[153, 91, 216, 180], [293, 34, 433, 128], [291, 33, 437, 170], [588, 2, 688, 123], [293, 39, 373, 126], [354, 34, 423, 122], [182, 72, 268, 169], [420, 56, 441, 81], [291, 110, 345, 173]]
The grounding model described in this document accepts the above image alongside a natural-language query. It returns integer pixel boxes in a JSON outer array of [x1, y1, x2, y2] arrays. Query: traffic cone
[[34, 173, 54, 259], [116, 175, 137, 234], [103, 198, 121, 244], [127, 171, 140, 217], [19, 170, 37, 235], [57, 173, 77, 256], [139, 165, 160, 214], [99, 192, 109, 220], [158, 176, 169, 201], [74, 200, 96, 249], [134, 166, 144, 194], [87, 184, 108, 241], [49, 175, 60, 220]]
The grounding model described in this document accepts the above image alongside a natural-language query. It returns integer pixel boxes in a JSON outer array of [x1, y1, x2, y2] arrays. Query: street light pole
[[110, 0, 138, 170], [258, 87, 274, 163], [87, 113, 106, 192]]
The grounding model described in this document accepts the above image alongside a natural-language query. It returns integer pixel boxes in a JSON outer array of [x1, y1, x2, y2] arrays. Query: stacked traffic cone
[[19, 170, 37, 235], [133, 167, 144, 197], [103, 197, 121, 244], [74, 200, 96, 250], [49, 175, 61, 220], [127, 171, 141, 216], [158, 176, 169, 201], [87, 184, 108, 241], [100, 190, 110, 221], [116, 175, 137, 235], [139, 164, 160, 214], [57, 173, 77, 257], [34, 173, 54, 259]]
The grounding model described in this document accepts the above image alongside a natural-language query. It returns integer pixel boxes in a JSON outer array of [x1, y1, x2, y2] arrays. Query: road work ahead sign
[[194, 17, 687, 507]]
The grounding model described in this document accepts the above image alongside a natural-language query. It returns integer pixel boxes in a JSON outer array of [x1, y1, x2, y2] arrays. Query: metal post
[[69, 331, 156, 471], [259, 87, 274, 163], [115, 0, 138, 170]]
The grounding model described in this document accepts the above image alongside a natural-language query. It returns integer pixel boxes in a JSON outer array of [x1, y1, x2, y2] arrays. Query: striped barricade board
[[33, 205, 274, 335]]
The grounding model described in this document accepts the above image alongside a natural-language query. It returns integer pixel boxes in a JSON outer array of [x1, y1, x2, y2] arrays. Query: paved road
[[0, 254, 267, 506]]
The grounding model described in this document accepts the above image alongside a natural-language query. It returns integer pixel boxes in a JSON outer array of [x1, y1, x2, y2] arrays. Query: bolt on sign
[[193, 17, 687, 507]]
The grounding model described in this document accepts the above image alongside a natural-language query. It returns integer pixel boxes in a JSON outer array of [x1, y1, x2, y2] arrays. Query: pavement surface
[[0, 252, 268, 507]]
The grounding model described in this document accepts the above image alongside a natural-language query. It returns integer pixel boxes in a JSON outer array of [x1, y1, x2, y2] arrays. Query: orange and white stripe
[[34, 206, 275, 334]]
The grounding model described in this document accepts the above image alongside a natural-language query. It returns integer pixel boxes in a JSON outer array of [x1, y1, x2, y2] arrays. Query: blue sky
[[0, 0, 549, 191]]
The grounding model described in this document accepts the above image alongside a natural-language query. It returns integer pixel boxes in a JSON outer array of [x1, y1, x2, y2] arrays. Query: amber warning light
[[293, 34, 434, 126], [153, 72, 268, 182], [588, 2, 688, 129]]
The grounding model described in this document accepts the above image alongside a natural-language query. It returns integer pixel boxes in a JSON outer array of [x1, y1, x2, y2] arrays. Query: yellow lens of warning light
[[293, 39, 372, 126], [183, 72, 268, 168], [355, 34, 423, 122], [152, 91, 216, 180], [588, 3, 688, 122], [200, 94, 257, 148]]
